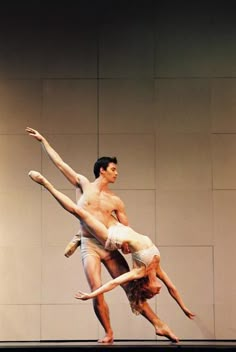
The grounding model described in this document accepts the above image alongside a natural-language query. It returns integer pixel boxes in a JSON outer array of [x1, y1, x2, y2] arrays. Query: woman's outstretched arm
[[156, 265, 195, 319], [75, 267, 146, 300]]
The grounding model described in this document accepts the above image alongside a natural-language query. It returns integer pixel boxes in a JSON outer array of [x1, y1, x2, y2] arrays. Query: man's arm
[[75, 267, 145, 300], [26, 127, 88, 188], [114, 197, 129, 225]]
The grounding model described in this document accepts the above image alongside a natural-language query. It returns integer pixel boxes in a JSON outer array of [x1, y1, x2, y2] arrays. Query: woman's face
[[143, 278, 162, 298]]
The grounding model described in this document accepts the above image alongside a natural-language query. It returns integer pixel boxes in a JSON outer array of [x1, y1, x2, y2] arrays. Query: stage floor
[[0, 340, 236, 351]]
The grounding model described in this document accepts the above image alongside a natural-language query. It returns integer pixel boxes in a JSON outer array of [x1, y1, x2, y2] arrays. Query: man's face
[[101, 162, 118, 183]]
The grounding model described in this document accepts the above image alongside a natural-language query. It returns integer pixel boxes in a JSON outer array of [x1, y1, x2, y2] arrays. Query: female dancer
[[29, 170, 195, 341]]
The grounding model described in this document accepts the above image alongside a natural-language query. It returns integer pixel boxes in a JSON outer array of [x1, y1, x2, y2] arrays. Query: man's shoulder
[[106, 189, 120, 198], [77, 174, 91, 187]]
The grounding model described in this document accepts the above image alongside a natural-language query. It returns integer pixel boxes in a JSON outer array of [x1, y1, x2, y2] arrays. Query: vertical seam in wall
[[40, 78, 44, 340], [212, 245, 216, 338], [154, 129, 158, 323], [152, 0, 158, 248], [153, 78, 157, 242], [152, 0, 158, 322], [96, 14, 100, 338], [211, 188, 216, 337], [97, 20, 100, 158], [209, 78, 216, 338], [153, 0, 157, 80]]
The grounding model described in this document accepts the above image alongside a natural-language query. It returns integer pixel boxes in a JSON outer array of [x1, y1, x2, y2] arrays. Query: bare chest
[[78, 186, 118, 213]]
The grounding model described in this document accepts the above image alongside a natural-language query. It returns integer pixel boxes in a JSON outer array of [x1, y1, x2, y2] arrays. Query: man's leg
[[103, 251, 179, 342], [82, 254, 114, 343], [139, 301, 179, 342]]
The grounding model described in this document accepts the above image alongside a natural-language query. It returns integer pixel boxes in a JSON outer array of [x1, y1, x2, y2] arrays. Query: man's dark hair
[[93, 156, 117, 178]]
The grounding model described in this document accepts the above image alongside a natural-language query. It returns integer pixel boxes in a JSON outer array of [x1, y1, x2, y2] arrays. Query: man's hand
[[74, 291, 92, 300], [26, 127, 43, 142]]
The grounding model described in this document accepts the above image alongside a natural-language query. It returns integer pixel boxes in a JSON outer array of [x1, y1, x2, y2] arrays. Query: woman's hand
[[74, 290, 92, 300], [184, 307, 196, 320], [26, 127, 43, 142]]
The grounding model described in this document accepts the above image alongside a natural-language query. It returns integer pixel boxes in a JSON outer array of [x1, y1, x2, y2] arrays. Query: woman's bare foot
[[28, 170, 46, 186], [156, 323, 179, 343], [98, 333, 114, 344]]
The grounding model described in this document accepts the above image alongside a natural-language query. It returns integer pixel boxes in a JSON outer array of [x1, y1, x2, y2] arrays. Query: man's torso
[[76, 183, 119, 238]]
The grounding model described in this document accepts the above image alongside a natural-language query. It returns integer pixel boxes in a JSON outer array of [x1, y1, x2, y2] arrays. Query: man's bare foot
[[28, 170, 46, 186], [98, 334, 114, 344], [156, 323, 179, 343]]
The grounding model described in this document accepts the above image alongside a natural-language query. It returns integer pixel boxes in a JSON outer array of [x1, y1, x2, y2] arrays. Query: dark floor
[[0, 340, 236, 352]]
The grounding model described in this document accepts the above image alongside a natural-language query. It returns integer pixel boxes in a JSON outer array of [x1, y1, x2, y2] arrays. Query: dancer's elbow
[[168, 285, 178, 297], [133, 267, 146, 279]]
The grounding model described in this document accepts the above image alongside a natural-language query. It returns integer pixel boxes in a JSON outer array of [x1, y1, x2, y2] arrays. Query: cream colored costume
[[105, 223, 160, 266], [81, 237, 113, 262]]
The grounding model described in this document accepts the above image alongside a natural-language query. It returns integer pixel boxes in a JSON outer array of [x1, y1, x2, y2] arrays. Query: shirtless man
[[26, 127, 178, 343]]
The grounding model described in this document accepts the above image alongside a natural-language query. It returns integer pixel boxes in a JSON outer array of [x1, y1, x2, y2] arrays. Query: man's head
[[93, 156, 118, 181]]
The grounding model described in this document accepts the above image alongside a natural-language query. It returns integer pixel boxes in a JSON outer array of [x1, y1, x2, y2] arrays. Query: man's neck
[[94, 176, 110, 191]]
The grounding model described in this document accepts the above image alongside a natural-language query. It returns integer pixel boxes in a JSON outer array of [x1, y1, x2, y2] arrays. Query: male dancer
[[26, 127, 179, 343]]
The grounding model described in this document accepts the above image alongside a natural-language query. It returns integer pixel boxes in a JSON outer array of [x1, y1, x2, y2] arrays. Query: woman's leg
[[28, 171, 109, 245]]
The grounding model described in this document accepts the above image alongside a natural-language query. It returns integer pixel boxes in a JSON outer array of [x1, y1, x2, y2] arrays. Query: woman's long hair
[[126, 276, 153, 315]]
